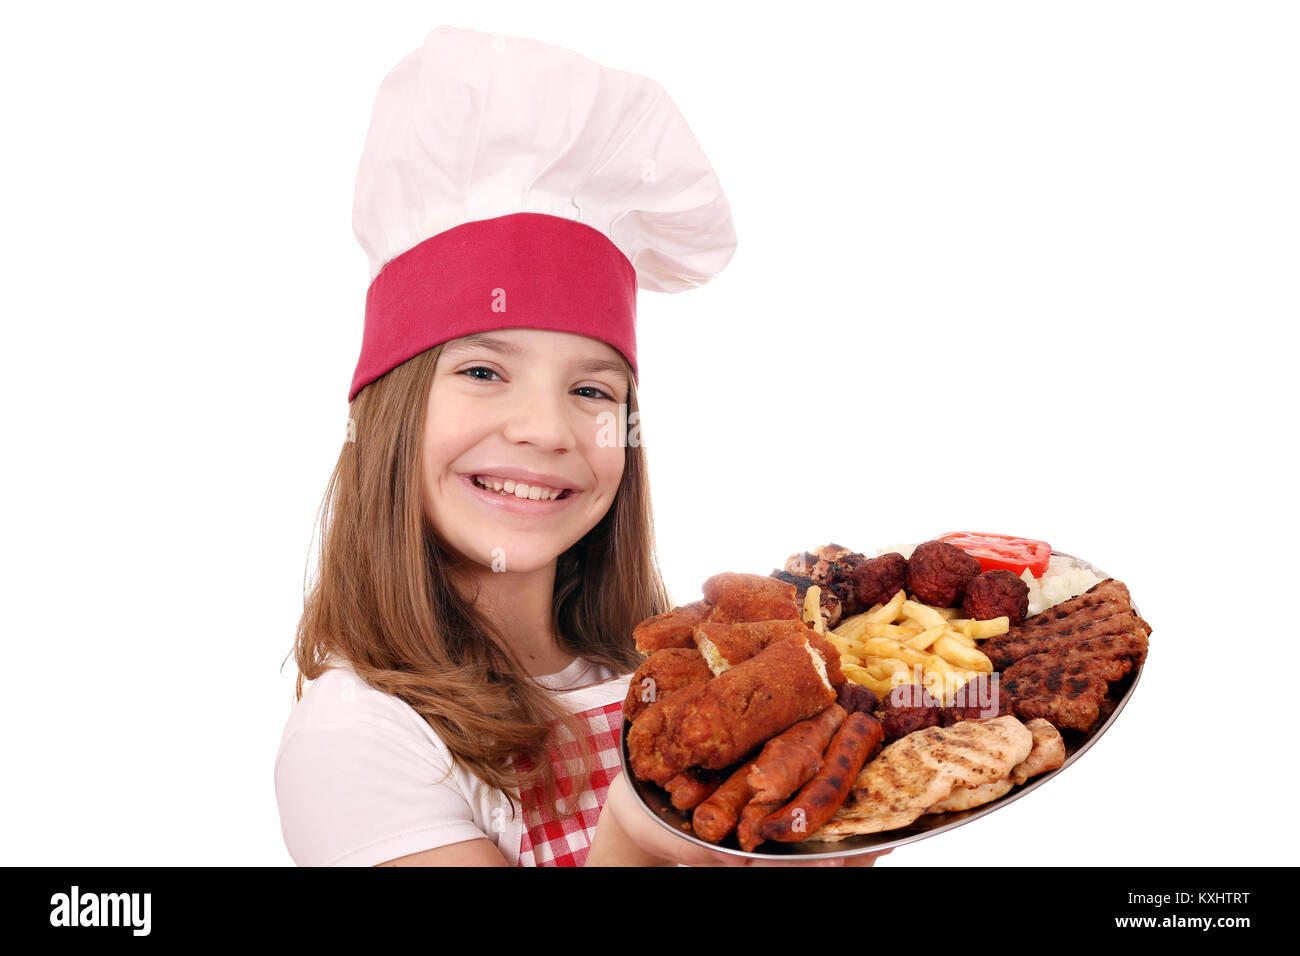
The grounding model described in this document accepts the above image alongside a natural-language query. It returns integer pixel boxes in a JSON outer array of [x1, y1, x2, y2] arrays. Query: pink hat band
[[349, 212, 638, 402]]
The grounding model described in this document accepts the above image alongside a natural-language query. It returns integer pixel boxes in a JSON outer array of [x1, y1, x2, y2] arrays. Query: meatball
[[943, 674, 1008, 723], [962, 569, 1030, 624], [905, 540, 981, 608], [836, 680, 880, 717], [850, 552, 908, 611], [873, 682, 943, 743]]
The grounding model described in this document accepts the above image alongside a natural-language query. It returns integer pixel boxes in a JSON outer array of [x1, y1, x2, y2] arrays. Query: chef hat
[[347, 25, 737, 402]]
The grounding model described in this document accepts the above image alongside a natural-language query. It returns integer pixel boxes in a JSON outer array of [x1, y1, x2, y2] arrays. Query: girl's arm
[[585, 773, 679, 866], [377, 839, 510, 866]]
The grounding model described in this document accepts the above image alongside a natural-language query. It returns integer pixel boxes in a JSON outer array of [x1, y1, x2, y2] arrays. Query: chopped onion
[[1023, 557, 1100, 616]]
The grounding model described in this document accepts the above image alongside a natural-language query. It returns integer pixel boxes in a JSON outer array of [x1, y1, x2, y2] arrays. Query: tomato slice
[[936, 533, 1052, 578]]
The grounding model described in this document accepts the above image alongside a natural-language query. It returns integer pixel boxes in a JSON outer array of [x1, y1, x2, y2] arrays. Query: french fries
[[831, 590, 996, 704], [948, 616, 1011, 640], [933, 634, 994, 673], [901, 600, 947, 630], [864, 590, 906, 626], [840, 662, 892, 698], [802, 584, 826, 636]]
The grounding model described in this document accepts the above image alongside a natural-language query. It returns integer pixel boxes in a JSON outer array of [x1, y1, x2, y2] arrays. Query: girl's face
[[422, 328, 630, 575]]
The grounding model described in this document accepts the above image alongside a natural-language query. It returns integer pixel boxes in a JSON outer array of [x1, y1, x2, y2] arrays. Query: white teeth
[[473, 476, 565, 501]]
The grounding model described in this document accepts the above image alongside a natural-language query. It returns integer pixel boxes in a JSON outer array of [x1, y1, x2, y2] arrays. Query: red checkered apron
[[512, 676, 629, 867]]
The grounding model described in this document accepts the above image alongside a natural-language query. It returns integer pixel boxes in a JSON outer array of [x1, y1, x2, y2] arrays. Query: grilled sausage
[[755, 711, 884, 844], [664, 769, 724, 811], [737, 798, 781, 852], [746, 704, 846, 804], [691, 762, 756, 844]]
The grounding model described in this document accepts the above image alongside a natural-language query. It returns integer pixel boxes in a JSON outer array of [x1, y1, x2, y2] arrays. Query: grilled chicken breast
[[923, 717, 1065, 812], [1009, 717, 1067, 785]]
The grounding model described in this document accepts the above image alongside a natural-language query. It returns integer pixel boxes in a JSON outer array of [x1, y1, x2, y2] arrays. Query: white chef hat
[[348, 25, 737, 401]]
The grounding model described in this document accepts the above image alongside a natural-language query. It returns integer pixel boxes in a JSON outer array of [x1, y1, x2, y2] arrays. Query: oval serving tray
[[618, 551, 1144, 860]]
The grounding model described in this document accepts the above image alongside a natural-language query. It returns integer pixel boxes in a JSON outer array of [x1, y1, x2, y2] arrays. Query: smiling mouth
[[471, 475, 575, 501]]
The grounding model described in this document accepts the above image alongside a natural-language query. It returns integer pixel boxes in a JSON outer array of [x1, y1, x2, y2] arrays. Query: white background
[[2, 1, 1296, 866]]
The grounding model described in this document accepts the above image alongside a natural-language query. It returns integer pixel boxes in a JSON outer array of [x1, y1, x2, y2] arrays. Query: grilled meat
[[664, 768, 724, 810], [926, 717, 1065, 811], [782, 544, 852, 584], [769, 569, 844, 628], [985, 579, 1135, 645], [999, 670, 1111, 732], [1001, 637, 1143, 684], [783, 545, 878, 616], [746, 704, 847, 804], [989, 578, 1151, 733], [1010, 718, 1068, 784], [825, 551, 870, 614], [985, 611, 1151, 670]]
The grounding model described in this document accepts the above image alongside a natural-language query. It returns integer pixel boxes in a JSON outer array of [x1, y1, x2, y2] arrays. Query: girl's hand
[[586, 772, 892, 867]]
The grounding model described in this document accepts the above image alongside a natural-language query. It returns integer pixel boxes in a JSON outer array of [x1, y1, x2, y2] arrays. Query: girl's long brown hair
[[287, 344, 668, 817]]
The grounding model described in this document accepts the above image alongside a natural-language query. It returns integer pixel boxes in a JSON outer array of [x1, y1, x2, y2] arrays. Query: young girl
[[274, 25, 876, 867]]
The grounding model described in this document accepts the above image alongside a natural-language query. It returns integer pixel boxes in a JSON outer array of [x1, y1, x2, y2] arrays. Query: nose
[[499, 381, 579, 452]]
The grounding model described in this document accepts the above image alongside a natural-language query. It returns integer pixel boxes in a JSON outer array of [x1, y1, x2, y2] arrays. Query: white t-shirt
[[274, 656, 626, 866]]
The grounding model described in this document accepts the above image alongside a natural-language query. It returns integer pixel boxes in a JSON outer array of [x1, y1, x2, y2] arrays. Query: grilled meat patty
[[988, 578, 1151, 733], [986, 615, 1150, 670], [984, 579, 1135, 645]]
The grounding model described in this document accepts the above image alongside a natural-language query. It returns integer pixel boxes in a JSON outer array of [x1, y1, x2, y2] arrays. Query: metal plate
[[618, 550, 1144, 860]]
